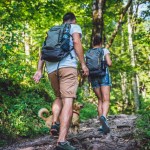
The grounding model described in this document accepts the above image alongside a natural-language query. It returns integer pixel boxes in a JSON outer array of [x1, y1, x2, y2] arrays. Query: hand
[[33, 71, 42, 83], [81, 64, 89, 76]]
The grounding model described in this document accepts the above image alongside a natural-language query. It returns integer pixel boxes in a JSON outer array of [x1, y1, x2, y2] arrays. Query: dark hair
[[63, 12, 76, 23], [93, 35, 102, 46]]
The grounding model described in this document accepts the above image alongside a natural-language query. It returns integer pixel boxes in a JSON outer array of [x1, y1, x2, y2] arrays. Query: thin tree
[[128, 3, 140, 111], [120, 26, 129, 112]]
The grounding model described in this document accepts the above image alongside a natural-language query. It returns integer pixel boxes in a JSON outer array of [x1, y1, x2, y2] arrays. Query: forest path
[[1, 114, 140, 150]]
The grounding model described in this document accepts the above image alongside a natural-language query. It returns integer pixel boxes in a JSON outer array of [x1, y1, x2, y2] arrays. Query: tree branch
[[106, 0, 133, 49]]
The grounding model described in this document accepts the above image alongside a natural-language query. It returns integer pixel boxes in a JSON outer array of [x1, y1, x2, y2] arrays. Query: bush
[[80, 103, 97, 121], [0, 78, 54, 147], [135, 97, 150, 150]]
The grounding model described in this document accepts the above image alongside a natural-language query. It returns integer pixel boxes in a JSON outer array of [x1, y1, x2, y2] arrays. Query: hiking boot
[[50, 122, 60, 136], [55, 141, 76, 150], [99, 115, 110, 134]]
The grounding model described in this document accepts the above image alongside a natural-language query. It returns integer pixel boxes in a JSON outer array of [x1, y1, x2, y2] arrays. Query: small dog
[[38, 102, 83, 134], [38, 108, 53, 128], [70, 102, 84, 134]]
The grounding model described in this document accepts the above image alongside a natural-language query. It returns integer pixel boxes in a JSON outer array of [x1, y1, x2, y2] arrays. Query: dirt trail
[[1, 114, 140, 150]]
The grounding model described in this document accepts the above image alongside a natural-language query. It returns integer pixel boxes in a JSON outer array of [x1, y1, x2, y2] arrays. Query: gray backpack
[[41, 23, 73, 62], [86, 48, 107, 77]]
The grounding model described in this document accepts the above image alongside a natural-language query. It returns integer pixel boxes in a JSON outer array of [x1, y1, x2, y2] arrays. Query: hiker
[[86, 35, 112, 134], [33, 12, 89, 150]]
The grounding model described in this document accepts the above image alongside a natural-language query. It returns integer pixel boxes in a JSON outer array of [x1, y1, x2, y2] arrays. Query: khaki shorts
[[48, 67, 78, 98]]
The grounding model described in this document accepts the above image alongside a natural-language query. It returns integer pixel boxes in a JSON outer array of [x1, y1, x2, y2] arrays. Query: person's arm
[[33, 54, 45, 83], [72, 32, 89, 76], [105, 53, 112, 67]]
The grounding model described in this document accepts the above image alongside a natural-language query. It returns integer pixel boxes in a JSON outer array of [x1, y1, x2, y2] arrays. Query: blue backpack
[[86, 48, 107, 77], [41, 23, 73, 62]]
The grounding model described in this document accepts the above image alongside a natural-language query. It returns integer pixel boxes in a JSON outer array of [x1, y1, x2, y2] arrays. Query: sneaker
[[55, 141, 76, 150], [98, 126, 103, 132], [99, 115, 110, 134], [50, 122, 60, 136]]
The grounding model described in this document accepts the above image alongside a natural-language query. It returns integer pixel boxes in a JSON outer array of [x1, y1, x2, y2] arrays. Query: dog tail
[[38, 108, 49, 121]]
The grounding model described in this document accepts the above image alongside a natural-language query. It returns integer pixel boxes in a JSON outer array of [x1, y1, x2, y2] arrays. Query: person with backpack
[[86, 35, 112, 134], [33, 12, 89, 150]]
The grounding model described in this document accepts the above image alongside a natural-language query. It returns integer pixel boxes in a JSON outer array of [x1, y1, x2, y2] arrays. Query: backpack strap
[[98, 47, 105, 62], [99, 47, 108, 72], [98, 47, 104, 55], [56, 50, 74, 81], [56, 24, 74, 78], [43, 32, 48, 47]]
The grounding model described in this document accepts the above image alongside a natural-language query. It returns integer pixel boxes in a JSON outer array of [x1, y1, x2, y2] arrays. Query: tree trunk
[[92, 0, 106, 46], [24, 33, 30, 58], [120, 27, 128, 112], [23, 23, 30, 62], [128, 5, 140, 111]]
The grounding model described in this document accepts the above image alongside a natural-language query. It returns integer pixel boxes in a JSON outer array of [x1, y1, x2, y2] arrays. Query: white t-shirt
[[46, 24, 82, 74], [103, 48, 110, 56], [103, 48, 110, 74]]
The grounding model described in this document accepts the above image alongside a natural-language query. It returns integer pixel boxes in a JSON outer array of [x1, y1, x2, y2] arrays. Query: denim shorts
[[90, 73, 112, 89]]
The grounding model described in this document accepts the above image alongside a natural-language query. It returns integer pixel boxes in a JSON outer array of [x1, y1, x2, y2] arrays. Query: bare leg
[[57, 98, 74, 142], [48, 72, 62, 124], [93, 87, 102, 117], [52, 97, 62, 124], [101, 86, 111, 118]]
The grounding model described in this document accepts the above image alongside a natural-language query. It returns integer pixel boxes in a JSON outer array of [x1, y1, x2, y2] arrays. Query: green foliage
[[80, 103, 97, 121], [0, 77, 54, 146], [0, 0, 150, 148], [76, 85, 97, 120], [135, 97, 150, 150]]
